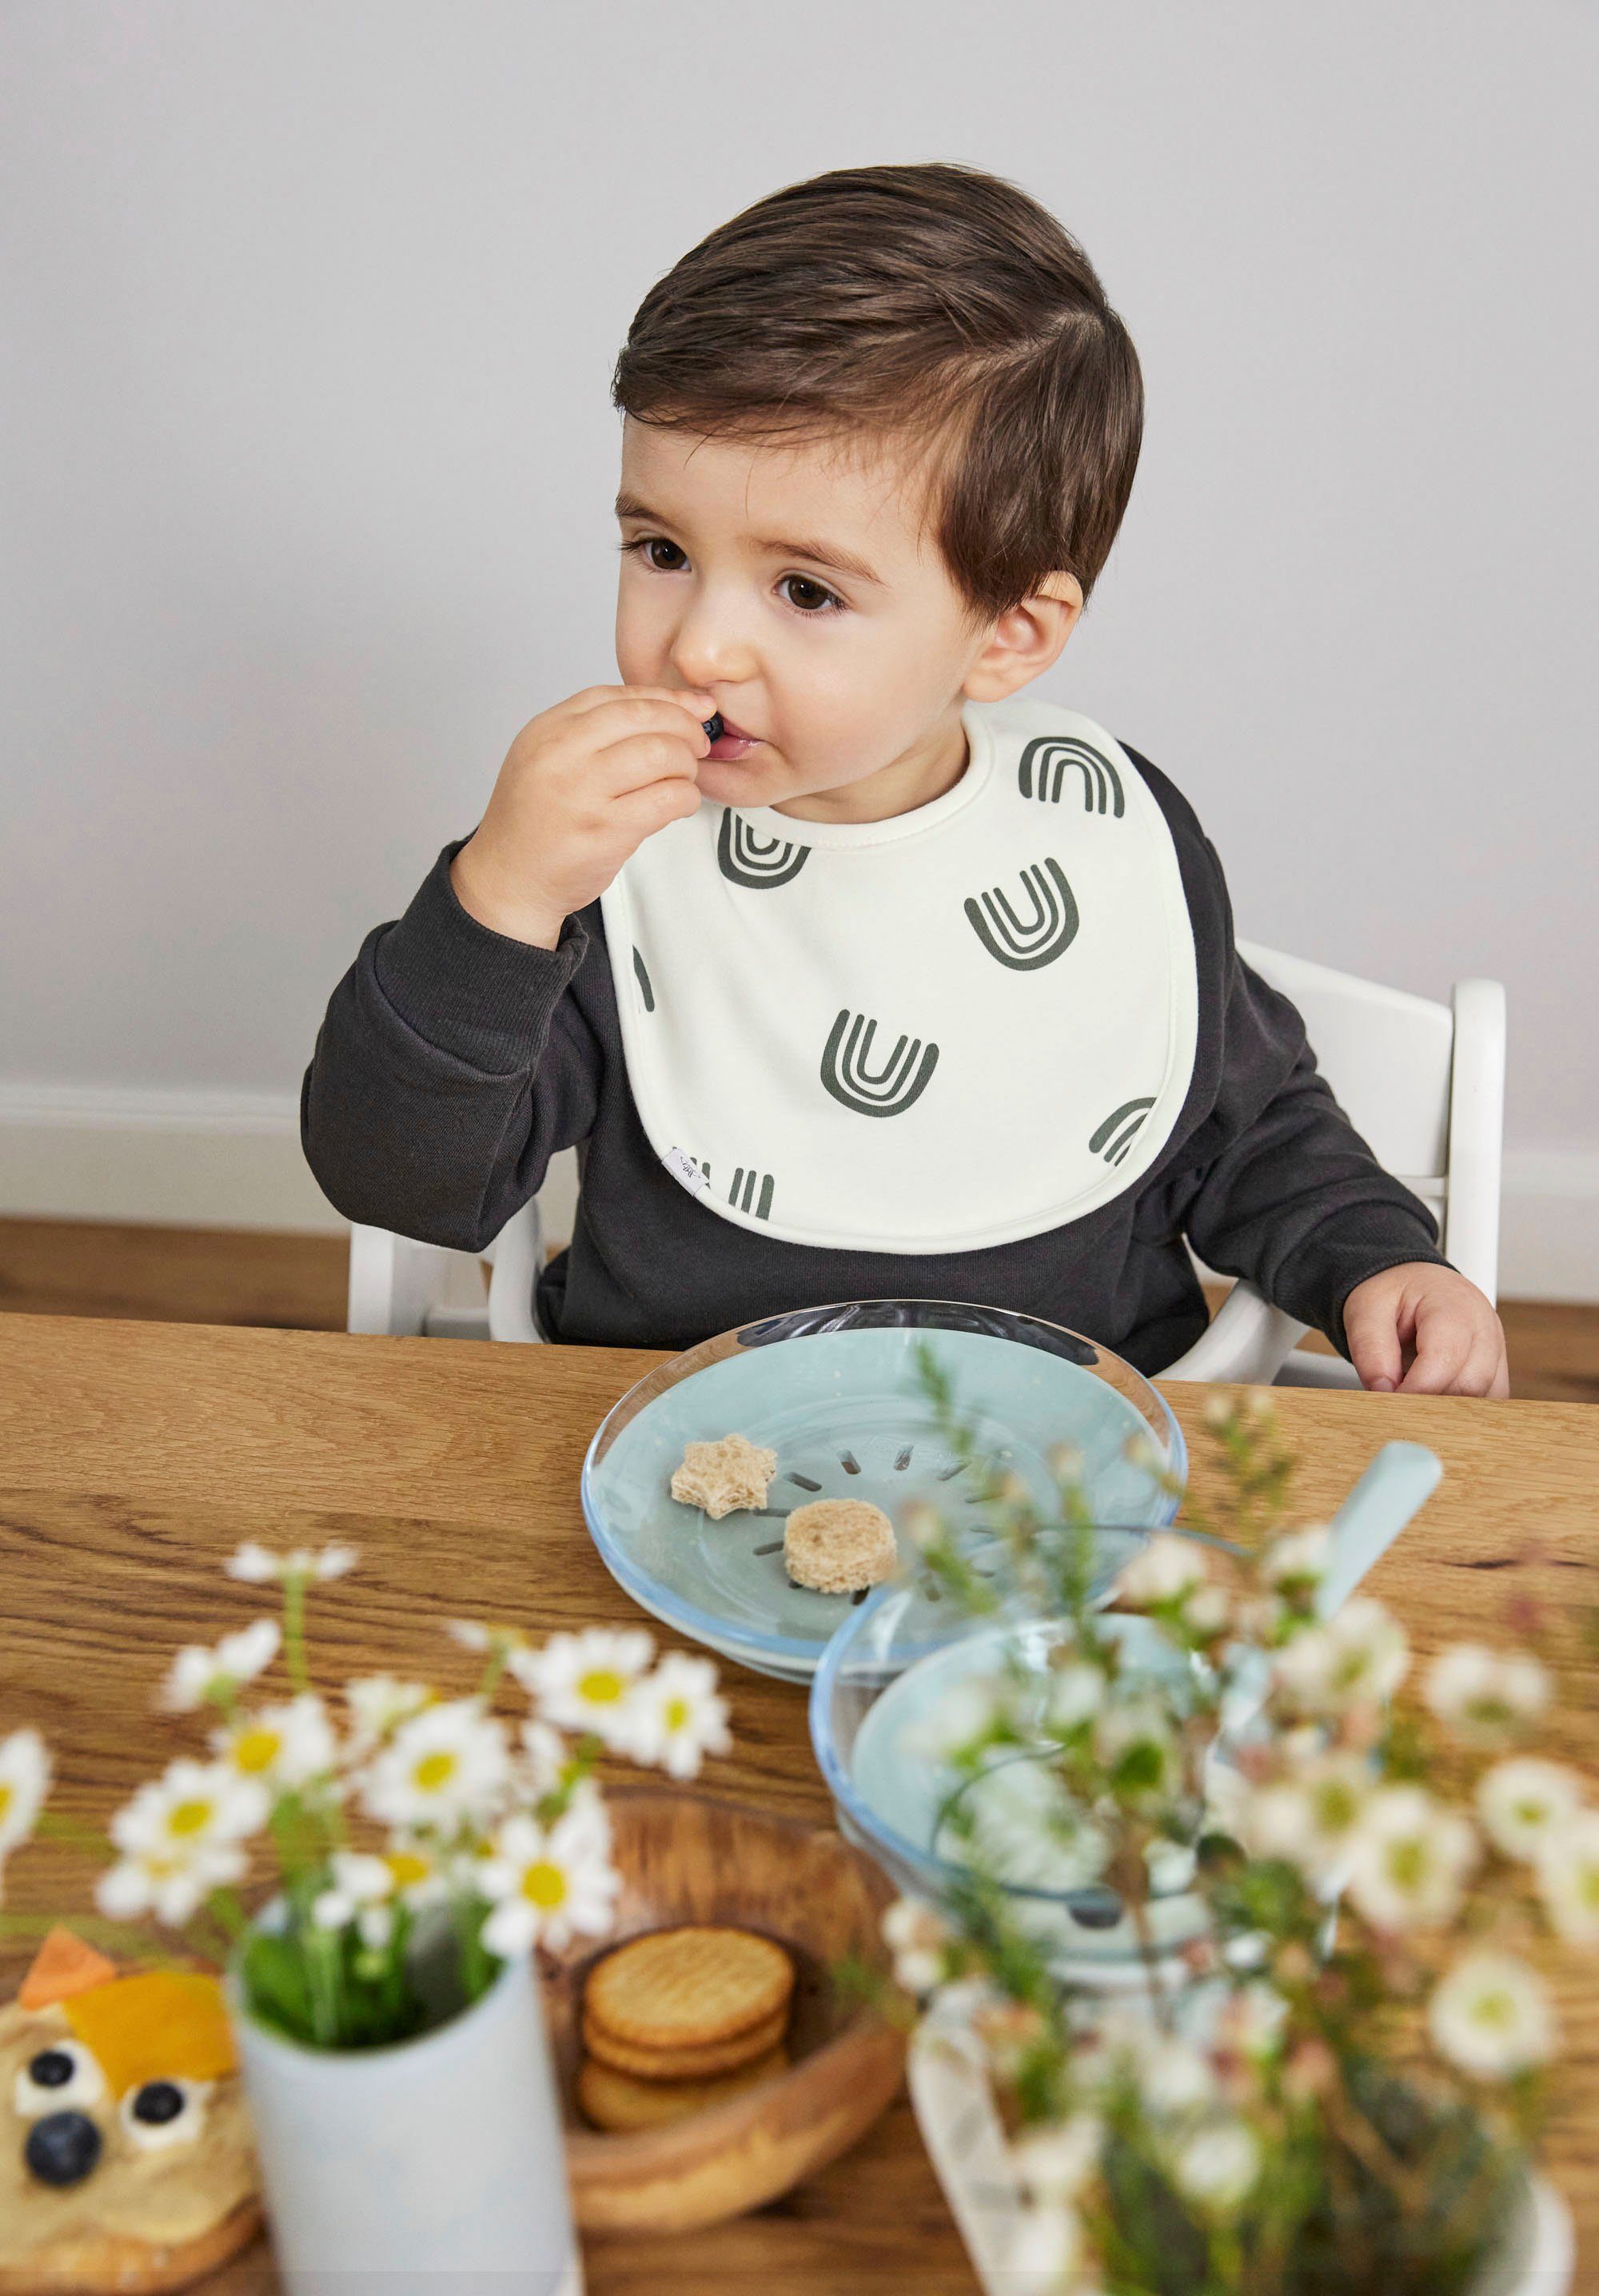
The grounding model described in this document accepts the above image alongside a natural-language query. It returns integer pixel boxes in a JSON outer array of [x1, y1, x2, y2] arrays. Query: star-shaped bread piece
[[670, 1433, 779, 1520]]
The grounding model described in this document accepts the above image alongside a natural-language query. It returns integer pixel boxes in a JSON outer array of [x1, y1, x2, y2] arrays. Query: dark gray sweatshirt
[[300, 740, 1447, 1370]]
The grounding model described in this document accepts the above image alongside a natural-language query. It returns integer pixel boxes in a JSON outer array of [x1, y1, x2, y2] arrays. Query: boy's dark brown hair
[[611, 161, 1143, 623]]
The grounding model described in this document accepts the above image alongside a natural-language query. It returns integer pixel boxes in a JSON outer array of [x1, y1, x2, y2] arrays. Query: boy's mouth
[[706, 714, 760, 761]]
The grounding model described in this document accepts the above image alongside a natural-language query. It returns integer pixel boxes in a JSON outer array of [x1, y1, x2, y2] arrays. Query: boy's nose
[[668, 600, 758, 694]]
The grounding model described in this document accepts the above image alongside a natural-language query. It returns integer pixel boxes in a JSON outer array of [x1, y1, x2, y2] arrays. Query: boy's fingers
[[565, 684, 716, 721], [592, 731, 708, 796], [1344, 1285, 1403, 1394], [612, 776, 704, 839], [1395, 1302, 1473, 1396], [1458, 1322, 1510, 1400]]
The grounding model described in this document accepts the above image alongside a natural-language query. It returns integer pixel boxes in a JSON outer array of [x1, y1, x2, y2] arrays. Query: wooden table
[[1, 1313, 1596, 2292]]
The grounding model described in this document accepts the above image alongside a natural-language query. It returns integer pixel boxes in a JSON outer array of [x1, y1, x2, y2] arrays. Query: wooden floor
[[1, 1215, 1596, 1404]]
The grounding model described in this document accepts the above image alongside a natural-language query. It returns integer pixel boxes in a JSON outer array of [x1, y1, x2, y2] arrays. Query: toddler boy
[[303, 162, 1507, 1397]]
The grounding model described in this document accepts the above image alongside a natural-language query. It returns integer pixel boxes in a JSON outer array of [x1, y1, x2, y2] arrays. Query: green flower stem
[[0, 1910, 185, 1962], [205, 1887, 249, 1940], [282, 1571, 313, 1695], [34, 1812, 114, 1857], [474, 1649, 513, 1704]]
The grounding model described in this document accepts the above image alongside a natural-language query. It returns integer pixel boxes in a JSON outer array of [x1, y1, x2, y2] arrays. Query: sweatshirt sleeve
[[300, 837, 602, 1252], [1162, 828, 1451, 1357]]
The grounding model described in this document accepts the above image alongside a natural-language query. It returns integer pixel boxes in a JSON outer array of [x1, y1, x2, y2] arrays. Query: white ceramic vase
[[907, 1995, 1573, 2296], [229, 1942, 582, 2296]]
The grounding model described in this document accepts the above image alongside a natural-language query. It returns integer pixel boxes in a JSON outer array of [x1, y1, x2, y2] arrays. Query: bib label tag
[[662, 1145, 712, 1198]]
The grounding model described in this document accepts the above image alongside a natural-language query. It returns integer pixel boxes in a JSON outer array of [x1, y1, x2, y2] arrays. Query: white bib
[[599, 699, 1198, 1254]]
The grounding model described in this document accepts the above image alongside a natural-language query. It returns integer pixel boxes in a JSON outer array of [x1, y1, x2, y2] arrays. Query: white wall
[[2, 2, 1594, 1291]]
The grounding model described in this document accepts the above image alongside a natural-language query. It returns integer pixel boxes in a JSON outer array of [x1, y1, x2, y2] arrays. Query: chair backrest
[[1237, 941, 1505, 1302]]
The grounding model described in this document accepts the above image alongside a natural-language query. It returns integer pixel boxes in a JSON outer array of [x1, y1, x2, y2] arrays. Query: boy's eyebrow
[[613, 491, 885, 587]]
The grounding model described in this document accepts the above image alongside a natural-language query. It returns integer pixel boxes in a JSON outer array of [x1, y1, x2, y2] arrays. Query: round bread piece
[[576, 2043, 788, 2133], [581, 2003, 790, 2082], [584, 1925, 794, 2053], [783, 1497, 898, 1594]]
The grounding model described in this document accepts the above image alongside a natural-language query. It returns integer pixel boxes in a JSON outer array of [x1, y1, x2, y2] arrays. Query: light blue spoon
[[1312, 1440, 1442, 1618], [1217, 1439, 1442, 1733]]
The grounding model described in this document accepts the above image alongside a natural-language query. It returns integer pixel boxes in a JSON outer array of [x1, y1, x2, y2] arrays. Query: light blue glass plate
[[580, 1300, 1186, 1682]]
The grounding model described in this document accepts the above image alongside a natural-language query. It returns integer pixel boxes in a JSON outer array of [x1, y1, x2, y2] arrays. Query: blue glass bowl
[[580, 1298, 1186, 1684], [809, 1567, 1233, 1979]]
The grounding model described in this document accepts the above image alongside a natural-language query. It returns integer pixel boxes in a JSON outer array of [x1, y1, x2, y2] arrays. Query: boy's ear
[[961, 572, 1084, 703]]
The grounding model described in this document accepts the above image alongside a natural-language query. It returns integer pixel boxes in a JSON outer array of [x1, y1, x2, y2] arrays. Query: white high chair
[[344, 943, 1505, 1389]]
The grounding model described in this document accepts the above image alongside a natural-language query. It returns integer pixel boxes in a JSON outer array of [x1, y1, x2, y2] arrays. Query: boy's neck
[[770, 705, 971, 826]]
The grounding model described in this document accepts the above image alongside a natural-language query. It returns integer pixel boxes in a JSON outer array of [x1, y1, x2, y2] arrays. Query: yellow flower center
[[385, 1850, 432, 1891], [0, 1784, 12, 1822], [577, 1668, 625, 1706], [520, 1860, 568, 1909], [1474, 1988, 1513, 2029], [1387, 1840, 1426, 1891], [231, 1728, 282, 1775], [1313, 1780, 1358, 1832], [413, 1751, 458, 1792], [664, 1698, 691, 1732], [168, 1799, 214, 1838]]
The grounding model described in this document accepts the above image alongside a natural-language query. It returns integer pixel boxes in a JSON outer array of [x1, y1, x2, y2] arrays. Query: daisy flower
[[345, 1675, 431, 1755], [1475, 1757, 1586, 1861], [1242, 1752, 1372, 1879], [0, 1729, 51, 1886], [312, 1850, 395, 1943], [1428, 1950, 1556, 2079], [1261, 1525, 1332, 1594], [100, 1759, 266, 1926], [1424, 1644, 1551, 1748], [626, 1653, 731, 1780], [97, 1838, 248, 1927], [478, 1808, 623, 1954], [1536, 1808, 1599, 1943], [1114, 1534, 1207, 1610], [516, 1717, 573, 1798], [161, 1619, 281, 1712], [361, 1699, 511, 1832], [1172, 2119, 1262, 2214], [1344, 1785, 1478, 1931], [213, 1693, 338, 1792], [225, 1541, 359, 1584], [1272, 1599, 1409, 1713], [313, 1841, 447, 1947], [512, 1628, 655, 1751], [111, 1759, 269, 1858]]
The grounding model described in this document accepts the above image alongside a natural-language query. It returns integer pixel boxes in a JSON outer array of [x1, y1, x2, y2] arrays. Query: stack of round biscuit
[[576, 1925, 796, 2134]]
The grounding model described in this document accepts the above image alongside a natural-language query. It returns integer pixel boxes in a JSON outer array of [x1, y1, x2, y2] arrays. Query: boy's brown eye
[[782, 576, 839, 614], [645, 539, 686, 570]]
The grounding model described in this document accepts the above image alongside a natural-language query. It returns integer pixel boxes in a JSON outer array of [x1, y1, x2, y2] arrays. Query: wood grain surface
[[1, 1313, 1596, 2292]]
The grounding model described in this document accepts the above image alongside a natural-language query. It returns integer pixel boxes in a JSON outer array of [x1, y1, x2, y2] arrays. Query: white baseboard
[[0, 1082, 584, 1251], [0, 1083, 1592, 1301]]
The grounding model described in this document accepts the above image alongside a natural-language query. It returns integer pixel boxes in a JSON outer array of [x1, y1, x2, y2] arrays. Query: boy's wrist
[[449, 841, 566, 950]]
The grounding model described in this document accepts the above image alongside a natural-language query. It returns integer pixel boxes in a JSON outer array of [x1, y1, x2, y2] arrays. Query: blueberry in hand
[[26, 2110, 102, 2186], [701, 713, 724, 743]]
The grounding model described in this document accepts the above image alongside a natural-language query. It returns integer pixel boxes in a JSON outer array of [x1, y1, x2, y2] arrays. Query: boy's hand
[[449, 684, 717, 948], [1342, 1263, 1509, 1397]]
